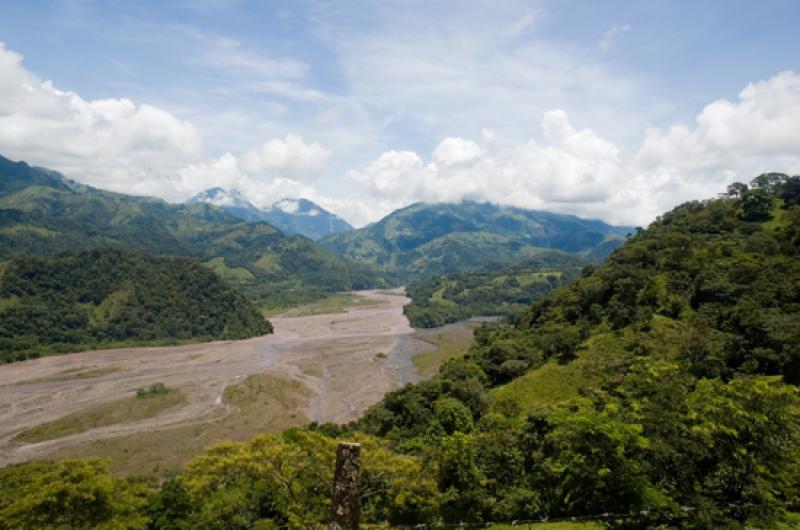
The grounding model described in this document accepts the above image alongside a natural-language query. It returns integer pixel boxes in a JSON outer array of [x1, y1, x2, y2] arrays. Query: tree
[[750, 172, 788, 194], [739, 188, 774, 221], [0, 459, 150, 529], [780, 175, 800, 207]]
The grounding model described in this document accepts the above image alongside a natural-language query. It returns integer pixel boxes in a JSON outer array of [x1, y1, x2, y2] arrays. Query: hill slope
[[353, 175, 800, 524], [404, 252, 586, 327], [0, 155, 378, 310], [188, 188, 353, 240], [320, 201, 630, 282], [0, 248, 271, 362]]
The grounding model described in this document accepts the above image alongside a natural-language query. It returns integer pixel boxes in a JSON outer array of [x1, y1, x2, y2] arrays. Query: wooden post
[[330, 442, 361, 530]]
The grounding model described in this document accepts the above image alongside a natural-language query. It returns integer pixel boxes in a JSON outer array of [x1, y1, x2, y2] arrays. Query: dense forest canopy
[[0, 154, 381, 311], [0, 248, 271, 362], [1, 175, 799, 529]]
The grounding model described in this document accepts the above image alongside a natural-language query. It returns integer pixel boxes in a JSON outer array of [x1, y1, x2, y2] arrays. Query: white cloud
[[0, 41, 203, 199], [345, 71, 800, 227], [432, 137, 483, 167], [240, 134, 330, 181]]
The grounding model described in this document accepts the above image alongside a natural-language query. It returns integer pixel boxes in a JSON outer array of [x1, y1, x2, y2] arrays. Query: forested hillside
[[0, 155, 379, 311], [0, 248, 271, 362], [349, 173, 800, 525], [321, 201, 630, 283], [3, 175, 798, 528], [405, 252, 585, 327]]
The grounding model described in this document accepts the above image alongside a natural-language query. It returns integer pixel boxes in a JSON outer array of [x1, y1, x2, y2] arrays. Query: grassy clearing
[[14, 385, 185, 443], [52, 373, 310, 476], [491, 356, 593, 416], [412, 323, 477, 377], [272, 292, 383, 317], [15, 365, 122, 385]]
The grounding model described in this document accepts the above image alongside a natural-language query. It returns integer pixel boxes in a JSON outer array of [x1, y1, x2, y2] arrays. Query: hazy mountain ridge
[[320, 201, 632, 282], [188, 188, 353, 240], [0, 155, 379, 311]]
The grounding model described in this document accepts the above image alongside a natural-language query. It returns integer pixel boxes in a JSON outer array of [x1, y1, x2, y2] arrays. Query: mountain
[[404, 252, 587, 327], [0, 155, 379, 311], [187, 187, 268, 223], [0, 247, 271, 363], [188, 188, 353, 240], [264, 198, 353, 241], [355, 175, 800, 524], [320, 201, 632, 283]]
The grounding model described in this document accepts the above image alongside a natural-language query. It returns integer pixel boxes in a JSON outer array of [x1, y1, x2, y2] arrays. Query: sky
[[0, 0, 799, 227]]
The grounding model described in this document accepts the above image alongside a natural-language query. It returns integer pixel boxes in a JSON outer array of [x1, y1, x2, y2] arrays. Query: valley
[[0, 289, 469, 475]]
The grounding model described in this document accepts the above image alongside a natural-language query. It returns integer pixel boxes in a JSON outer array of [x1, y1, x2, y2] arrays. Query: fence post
[[330, 442, 361, 530]]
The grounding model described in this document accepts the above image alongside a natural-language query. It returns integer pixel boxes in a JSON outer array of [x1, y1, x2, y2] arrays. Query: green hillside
[[0, 248, 271, 362], [320, 201, 630, 283], [350, 174, 800, 525], [0, 154, 380, 311], [405, 252, 586, 327]]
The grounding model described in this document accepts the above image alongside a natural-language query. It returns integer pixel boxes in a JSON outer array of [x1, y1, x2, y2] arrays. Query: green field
[[412, 323, 478, 376]]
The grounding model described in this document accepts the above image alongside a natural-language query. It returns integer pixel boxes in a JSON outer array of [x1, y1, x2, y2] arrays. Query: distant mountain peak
[[188, 187, 251, 208], [187, 188, 353, 240]]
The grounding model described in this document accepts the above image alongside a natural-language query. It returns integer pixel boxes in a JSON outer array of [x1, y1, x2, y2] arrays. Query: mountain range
[[187, 187, 352, 241], [320, 201, 632, 282], [0, 154, 378, 311]]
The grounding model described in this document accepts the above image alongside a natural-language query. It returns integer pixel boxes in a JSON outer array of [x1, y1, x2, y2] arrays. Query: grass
[[15, 365, 122, 385], [204, 256, 255, 282], [491, 359, 586, 415], [14, 385, 185, 443], [52, 373, 310, 476], [412, 323, 477, 376], [271, 292, 383, 317]]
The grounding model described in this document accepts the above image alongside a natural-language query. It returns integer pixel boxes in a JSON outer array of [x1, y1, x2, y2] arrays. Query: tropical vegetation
[[0, 247, 271, 362], [405, 252, 586, 327]]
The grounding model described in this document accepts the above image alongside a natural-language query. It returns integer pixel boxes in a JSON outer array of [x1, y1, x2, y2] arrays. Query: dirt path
[[0, 289, 432, 468]]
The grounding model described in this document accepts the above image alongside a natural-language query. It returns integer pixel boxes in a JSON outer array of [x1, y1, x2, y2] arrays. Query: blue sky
[[0, 0, 799, 226]]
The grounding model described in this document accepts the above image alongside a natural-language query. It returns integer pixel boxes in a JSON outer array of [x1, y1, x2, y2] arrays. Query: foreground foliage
[[0, 431, 437, 529], [0, 247, 271, 362]]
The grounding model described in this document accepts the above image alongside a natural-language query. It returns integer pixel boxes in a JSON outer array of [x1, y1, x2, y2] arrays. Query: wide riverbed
[[0, 289, 439, 471]]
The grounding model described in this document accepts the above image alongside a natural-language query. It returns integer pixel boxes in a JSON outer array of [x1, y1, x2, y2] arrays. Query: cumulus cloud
[[346, 71, 800, 227], [0, 42, 203, 198], [240, 134, 330, 180]]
